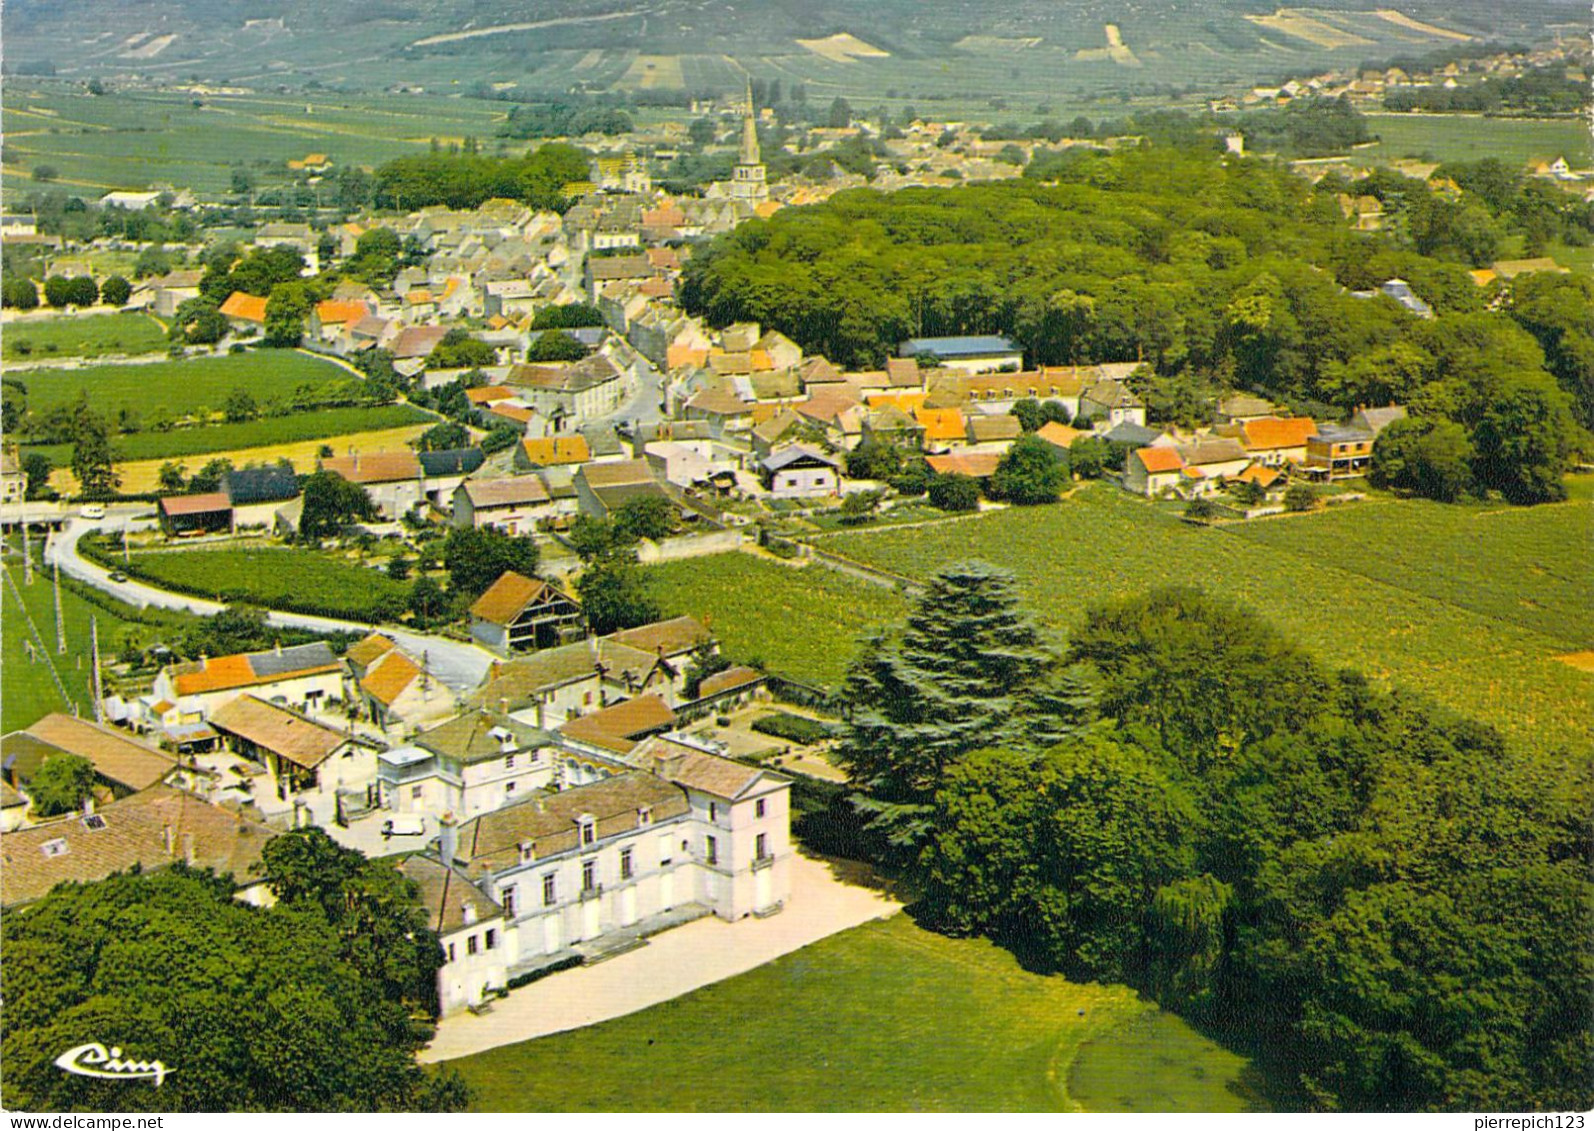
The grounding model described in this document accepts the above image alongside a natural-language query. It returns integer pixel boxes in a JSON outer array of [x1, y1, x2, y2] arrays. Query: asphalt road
[[44, 510, 495, 694]]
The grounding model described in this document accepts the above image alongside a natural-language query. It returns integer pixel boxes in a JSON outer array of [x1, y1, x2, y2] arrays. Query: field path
[[411, 10, 635, 48]]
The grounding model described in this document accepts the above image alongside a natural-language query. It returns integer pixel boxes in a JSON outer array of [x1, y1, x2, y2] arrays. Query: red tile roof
[[1134, 447, 1184, 474]]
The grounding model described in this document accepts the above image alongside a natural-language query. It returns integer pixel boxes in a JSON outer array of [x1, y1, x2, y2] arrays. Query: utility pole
[[91, 616, 104, 723], [53, 559, 66, 654], [22, 520, 33, 585]]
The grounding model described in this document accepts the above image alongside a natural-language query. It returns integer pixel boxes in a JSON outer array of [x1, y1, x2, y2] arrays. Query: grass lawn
[[112, 545, 410, 622], [3, 312, 168, 361], [26, 404, 433, 467], [1, 537, 191, 732], [644, 552, 908, 691], [447, 913, 1265, 1112], [9, 350, 352, 420]]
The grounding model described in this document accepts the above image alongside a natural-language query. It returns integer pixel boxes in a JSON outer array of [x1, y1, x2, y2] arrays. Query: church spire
[[740, 75, 761, 167]]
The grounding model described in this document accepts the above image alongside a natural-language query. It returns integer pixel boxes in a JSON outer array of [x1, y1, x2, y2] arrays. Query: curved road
[[46, 513, 495, 694]]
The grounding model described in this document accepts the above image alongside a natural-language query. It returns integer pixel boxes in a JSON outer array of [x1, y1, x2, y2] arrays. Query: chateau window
[[448, 942, 456, 963], [709, 802, 718, 822], [582, 859, 597, 892], [502, 886, 517, 918], [755, 798, 766, 819], [637, 805, 652, 827], [756, 833, 768, 859], [542, 874, 557, 906], [620, 847, 634, 880], [467, 935, 479, 956], [505, 753, 516, 770], [485, 929, 498, 951], [706, 836, 718, 866]]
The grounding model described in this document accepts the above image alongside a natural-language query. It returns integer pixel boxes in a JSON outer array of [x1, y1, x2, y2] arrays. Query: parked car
[[79, 504, 106, 520], [382, 815, 425, 839], [108, 571, 128, 583]]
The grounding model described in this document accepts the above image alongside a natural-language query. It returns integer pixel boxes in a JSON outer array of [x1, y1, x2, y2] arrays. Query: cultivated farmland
[[107, 545, 411, 622], [12, 350, 352, 418]]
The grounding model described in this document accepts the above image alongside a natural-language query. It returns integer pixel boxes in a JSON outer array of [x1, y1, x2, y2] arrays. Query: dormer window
[[518, 840, 534, 863], [637, 806, 653, 827], [579, 816, 596, 846]]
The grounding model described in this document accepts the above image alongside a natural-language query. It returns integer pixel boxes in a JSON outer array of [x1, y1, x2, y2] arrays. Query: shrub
[[751, 711, 839, 744], [1284, 483, 1318, 512]]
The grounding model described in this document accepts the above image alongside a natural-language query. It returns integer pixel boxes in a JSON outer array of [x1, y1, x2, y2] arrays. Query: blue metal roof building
[[898, 335, 1021, 360]]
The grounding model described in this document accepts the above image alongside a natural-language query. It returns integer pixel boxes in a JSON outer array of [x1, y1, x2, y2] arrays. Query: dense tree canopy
[[374, 145, 591, 212], [443, 525, 540, 599]]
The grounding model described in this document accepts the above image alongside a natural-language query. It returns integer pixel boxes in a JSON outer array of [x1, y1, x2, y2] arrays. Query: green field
[[3, 312, 169, 361], [10, 350, 351, 418], [1362, 113, 1592, 169], [24, 403, 433, 466], [106, 546, 410, 622], [1, 538, 190, 732], [449, 913, 1266, 1112], [646, 483, 1594, 755]]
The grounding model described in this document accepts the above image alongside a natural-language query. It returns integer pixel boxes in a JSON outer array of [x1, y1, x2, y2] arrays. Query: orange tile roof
[[1035, 421, 1085, 448], [1134, 447, 1185, 474], [1235, 464, 1282, 487], [668, 345, 710, 369], [345, 633, 396, 668], [470, 571, 571, 627], [864, 392, 928, 412], [914, 406, 967, 442], [467, 385, 515, 405], [559, 694, 677, 753], [218, 292, 268, 323], [1238, 416, 1318, 452], [314, 299, 368, 326], [520, 435, 590, 466], [492, 404, 534, 424], [172, 654, 257, 696], [926, 452, 1001, 478], [321, 451, 422, 484], [362, 651, 423, 707]]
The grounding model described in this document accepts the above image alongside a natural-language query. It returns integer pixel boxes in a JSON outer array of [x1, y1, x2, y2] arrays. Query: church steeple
[[730, 72, 768, 203], [739, 76, 761, 167]]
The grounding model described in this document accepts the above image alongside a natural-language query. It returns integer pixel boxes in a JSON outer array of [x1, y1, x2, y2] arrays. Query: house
[[574, 460, 669, 518], [345, 634, 451, 730], [3, 714, 177, 799], [1124, 446, 1186, 497], [760, 446, 840, 498], [558, 695, 678, 756], [1226, 416, 1319, 466], [1214, 394, 1278, 424], [1078, 380, 1146, 428], [506, 356, 628, 424], [2, 445, 28, 505], [224, 466, 301, 529], [158, 492, 233, 536], [898, 336, 1023, 374], [457, 475, 558, 535], [0, 785, 280, 910], [965, 413, 1022, 450], [398, 853, 515, 1016], [209, 695, 377, 806], [149, 642, 344, 724], [470, 572, 585, 656], [218, 291, 268, 330], [516, 435, 592, 470], [1304, 406, 1406, 480], [1033, 421, 1086, 458], [99, 190, 163, 211], [914, 407, 967, 451], [147, 270, 204, 318], [470, 642, 606, 726], [925, 451, 1002, 481], [320, 451, 425, 519], [606, 616, 714, 672], [381, 710, 563, 819], [1174, 438, 1252, 484], [308, 299, 372, 343]]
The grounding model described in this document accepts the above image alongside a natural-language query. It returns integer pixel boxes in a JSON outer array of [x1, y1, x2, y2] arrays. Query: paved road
[[45, 512, 495, 694], [420, 853, 903, 1061]]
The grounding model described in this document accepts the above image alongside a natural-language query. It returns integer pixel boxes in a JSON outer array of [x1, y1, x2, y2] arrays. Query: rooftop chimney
[[181, 832, 196, 866], [438, 814, 459, 867]]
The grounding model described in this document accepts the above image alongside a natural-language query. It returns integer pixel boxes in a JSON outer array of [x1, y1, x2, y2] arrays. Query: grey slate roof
[[248, 642, 339, 679], [225, 466, 300, 506], [419, 448, 486, 477]]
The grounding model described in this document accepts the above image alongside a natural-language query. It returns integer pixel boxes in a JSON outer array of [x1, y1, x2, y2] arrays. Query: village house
[[158, 492, 233, 537], [469, 572, 586, 657], [453, 476, 557, 535], [760, 446, 841, 498], [379, 710, 563, 820], [0, 446, 24, 506], [507, 356, 629, 425], [147, 641, 345, 727], [574, 459, 671, 518], [225, 466, 302, 530], [1077, 380, 1147, 429], [2, 714, 178, 800], [1222, 416, 1319, 466], [0, 785, 280, 910], [208, 695, 378, 808], [344, 634, 452, 731], [218, 291, 268, 331]]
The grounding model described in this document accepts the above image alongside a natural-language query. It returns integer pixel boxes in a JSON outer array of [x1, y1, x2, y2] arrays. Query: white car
[[79, 504, 106, 521]]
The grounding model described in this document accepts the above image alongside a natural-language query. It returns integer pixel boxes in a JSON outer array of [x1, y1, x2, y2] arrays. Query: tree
[[1010, 398, 1071, 432], [845, 440, 904, 482], [835, 562, 1054, 856], [529, 303, 606, 331], [526, 330, 587, 363], [263, 282, 310, 348], [989, 434, 1066, 505], [27, 754, 97, 817], [100, 274, 132, 308], [839, 488, 885, 525], [71, 407, 120, 500], [427, 328, 496, 370], [1469, 377, 1576, 505], [222, 388, 258, 423], [415, 421, 468, 452], [31, 165, 58, 183], [299, 471, 377, 542], [682, 641, 733, 698], [927, 472, 980, 512], [407, 575, 447, 623], [2, 277, 39, 310], [827, 97, 853, 129], [157, 461, 188, 494], [442, 525, 539, 599], [688, 117, 718, 147], [1185, 495, 1218, 520], [43, 276, 75, 308], [187, 458, 233, 494], [577, 551, 660, 635], [1370, 417, 1474, 502], [1069, 436, 1108, 479], [22, 453, 53, 499], [1283, 482, 1318, 512], [611, 495, 675, 543]]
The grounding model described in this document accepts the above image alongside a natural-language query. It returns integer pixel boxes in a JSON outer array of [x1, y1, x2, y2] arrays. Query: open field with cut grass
[[29, 404, 434, 469], [3, 312, 168, 361], [1362, 113, 1592, 168], [103, 545, 410, 622], [648, 482, 1593, 755], [448, 913, 1268, 1112], [1, 536, 191, 732], [11, 350, 351, 418]]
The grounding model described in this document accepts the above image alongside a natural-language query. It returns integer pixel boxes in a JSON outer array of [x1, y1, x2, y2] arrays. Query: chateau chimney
[[82, 795, 96, 817], [438, 814, 458, 867], [181, 832, 196, 866]]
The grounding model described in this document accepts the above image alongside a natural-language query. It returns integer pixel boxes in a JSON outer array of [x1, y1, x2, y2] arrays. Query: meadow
[[3, 312, 168, 361], [100, 545, 410, 622], [25, 404, 433, 467], [646, 483, 1594, 756], [448, 913, 1266, 1112]]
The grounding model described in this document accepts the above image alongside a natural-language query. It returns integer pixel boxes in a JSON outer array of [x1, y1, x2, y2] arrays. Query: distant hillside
[[3, 0, 1583, 101]]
